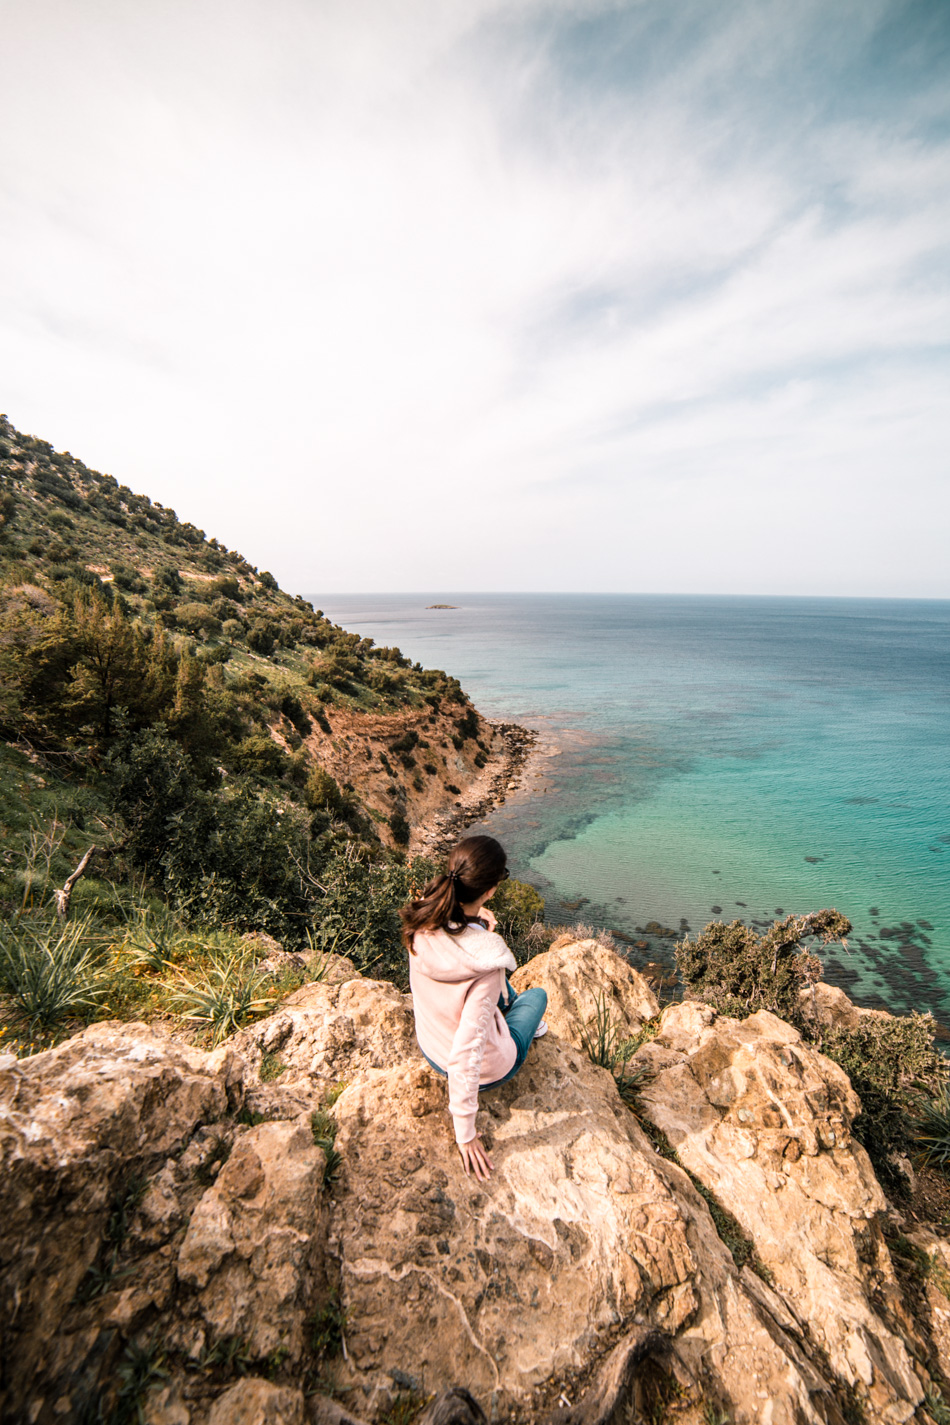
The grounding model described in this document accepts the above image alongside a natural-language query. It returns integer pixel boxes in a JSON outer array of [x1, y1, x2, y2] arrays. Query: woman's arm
[[445, 974, 500, 1156]]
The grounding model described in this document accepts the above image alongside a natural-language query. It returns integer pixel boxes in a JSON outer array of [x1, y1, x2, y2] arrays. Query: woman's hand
[[458, 1134, 494, 1180], [481, 906, 498, 932]]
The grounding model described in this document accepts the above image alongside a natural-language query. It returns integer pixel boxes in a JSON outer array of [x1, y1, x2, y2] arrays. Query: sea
[[308, 593, 950, 1026]]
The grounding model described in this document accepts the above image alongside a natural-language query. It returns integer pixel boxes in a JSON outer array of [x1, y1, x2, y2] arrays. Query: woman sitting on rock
[[401, 835, 548, 1182]]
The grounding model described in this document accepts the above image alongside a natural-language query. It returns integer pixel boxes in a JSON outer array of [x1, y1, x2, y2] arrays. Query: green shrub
[[490, 877, 544, 957], [313, 850, 435, 985], [390, 810, 410, 845], [823, 1014, 947, 1192], [675, 910, 850, 1026], [105, 727, 315, 937], [456, 709, 479, 740], [233, 733, 290, 779], [247, 620, 277, 654]]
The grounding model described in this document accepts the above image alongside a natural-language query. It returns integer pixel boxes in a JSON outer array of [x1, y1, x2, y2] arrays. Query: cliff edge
[[2, 941, 949, 1425]]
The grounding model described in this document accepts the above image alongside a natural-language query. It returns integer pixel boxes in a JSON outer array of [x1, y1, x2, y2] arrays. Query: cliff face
[[3, 942, 948, 1425]]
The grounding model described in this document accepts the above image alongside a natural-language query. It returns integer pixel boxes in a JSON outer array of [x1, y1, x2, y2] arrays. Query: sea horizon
[[309, 591, 950, 1027]]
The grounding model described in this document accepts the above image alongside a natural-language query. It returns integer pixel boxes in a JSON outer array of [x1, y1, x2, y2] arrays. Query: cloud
[[0, 0, 947, 594]]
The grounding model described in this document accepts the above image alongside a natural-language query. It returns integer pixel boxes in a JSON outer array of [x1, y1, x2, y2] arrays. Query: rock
[[415, 1388, 486, 1425], [329, 1038, 837, 1423], [206, 1378, 306, 1425], [177, 1117, 329, 1362], [144, 1382, 192, 1425], [635, 1003, 924, 1422], [244, 931, 286, 957], [510, 940, 659, 1048], [798, 981, 892, 1035], [231, 977, 415, 1091], [308, 1397, 374, 1425], [2, 939, 944, 1425], [545, 1325, 668, 1425], [0, 1022, 228, 1424]]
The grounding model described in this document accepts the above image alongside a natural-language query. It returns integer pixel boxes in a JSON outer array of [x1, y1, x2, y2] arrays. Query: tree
[[65, 588, 148, 739]]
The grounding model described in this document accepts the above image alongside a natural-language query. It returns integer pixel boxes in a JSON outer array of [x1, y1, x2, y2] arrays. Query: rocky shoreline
[[410, 719, 539, 859]]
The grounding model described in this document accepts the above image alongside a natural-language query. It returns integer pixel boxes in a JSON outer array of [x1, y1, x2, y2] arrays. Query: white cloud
[[0, 0, 947, 594]]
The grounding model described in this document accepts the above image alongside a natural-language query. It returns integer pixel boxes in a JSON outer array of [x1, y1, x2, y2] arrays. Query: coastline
[[410, 718, 539, 860]]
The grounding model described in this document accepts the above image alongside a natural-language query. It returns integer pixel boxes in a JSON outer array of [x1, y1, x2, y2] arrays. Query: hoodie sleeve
[[445, 972, 500, 1145]]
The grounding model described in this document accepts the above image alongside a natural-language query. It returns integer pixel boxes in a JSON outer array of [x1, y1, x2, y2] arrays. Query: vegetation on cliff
[[0, 412, 490, 881], [0, 415, 542, 1053], [676, 912, 949, 1192]]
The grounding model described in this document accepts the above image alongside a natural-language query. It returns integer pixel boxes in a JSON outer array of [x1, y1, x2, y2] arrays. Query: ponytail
[[400, 835, 508, 953]]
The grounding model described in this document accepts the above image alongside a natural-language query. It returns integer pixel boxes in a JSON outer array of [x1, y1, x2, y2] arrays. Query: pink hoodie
[[409, 924, 518, 1145]]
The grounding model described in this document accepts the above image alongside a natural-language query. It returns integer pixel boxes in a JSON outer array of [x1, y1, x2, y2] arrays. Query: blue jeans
[[421, 980, 548, 1090]]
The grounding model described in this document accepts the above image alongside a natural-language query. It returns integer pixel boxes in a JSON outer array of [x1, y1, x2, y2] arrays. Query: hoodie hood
[[410, 924, 517, 985]]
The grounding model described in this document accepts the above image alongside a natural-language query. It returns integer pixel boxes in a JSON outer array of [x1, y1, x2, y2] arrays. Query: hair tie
[[448, 868, 460, 882]]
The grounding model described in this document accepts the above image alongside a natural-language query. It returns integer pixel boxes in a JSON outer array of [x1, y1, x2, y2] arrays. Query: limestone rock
[[231, 976, 416, 1091], [635, 1002, 923, 1422], [0, 1022, 228, 1423], [205, 1377, 306, 1425], [2, 940, 943, 1425], [905, 1230, 950, 1370], [798, 981, 892, 1036], [510, 940, 659, 1048], [330, 1038, 836, 1424], [177, 1117, 329, 1361]]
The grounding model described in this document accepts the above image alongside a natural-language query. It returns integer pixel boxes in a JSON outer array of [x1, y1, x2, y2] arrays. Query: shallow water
[[310, 593, 950, 1022]]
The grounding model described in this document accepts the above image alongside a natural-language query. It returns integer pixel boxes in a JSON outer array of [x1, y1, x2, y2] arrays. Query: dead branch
[[53, 846, 97, 921]]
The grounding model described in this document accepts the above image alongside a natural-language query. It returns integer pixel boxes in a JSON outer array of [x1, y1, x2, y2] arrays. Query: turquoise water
[[311, 594, 950, 1023]]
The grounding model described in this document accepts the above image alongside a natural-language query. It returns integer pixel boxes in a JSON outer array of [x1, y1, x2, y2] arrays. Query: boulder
[[798, 981, 892, 1036], [205, 1377, 306, 1425], [635, 1002, 924, 1422], [231, 976, 416, 1093], [510, 940, 659, 1048]]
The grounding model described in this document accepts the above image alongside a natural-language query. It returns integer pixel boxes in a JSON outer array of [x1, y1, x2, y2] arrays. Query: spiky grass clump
[[311, 1099, 342, 1184], [579, 990, 624, 1068], [913, 1089, 950, 1170], [168, 954, 276, 1044], [0, 914, 109, 1034]]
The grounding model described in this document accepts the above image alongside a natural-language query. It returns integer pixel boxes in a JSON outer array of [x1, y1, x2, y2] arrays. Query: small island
[[426, 603, 458, 609]]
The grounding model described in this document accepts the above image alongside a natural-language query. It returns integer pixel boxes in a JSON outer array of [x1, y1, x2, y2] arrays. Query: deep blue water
[[310, 593, 950, 1023]]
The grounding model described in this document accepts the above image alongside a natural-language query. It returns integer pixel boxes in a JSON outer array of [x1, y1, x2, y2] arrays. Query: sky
[[1, 0, 948, 597]]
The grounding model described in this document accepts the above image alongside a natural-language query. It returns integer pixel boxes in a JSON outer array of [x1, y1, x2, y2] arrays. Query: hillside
[[0, 413, 531, 949]]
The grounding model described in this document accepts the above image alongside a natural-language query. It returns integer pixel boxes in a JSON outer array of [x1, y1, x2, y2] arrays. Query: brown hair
[[401, 835, 508, 953]]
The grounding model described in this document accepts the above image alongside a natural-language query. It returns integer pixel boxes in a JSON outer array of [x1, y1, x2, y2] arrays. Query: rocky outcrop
[[328, 1041, 834, 1424], [2, 945, 947, 1425], [0, 1024, 230, 1419], [511, 939, 659, 1045], [634, 1002, 924, 1422]]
